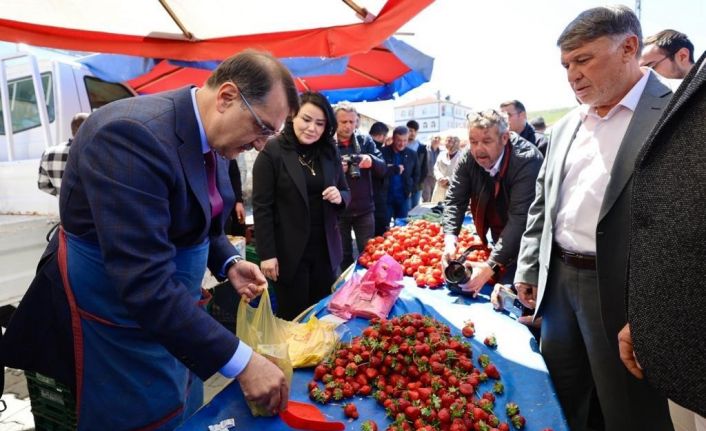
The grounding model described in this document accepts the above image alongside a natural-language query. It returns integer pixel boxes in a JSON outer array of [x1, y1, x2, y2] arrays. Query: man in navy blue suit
[[4, 50, 299, 429]]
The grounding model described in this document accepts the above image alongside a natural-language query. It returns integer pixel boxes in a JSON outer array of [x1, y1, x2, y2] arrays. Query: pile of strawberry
[[307, 313, 550, 431], [356, 220, 490, 289]]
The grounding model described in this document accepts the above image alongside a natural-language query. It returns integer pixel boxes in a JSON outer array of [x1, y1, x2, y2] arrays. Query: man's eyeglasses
[[231, 82, 281, 138], [644, 55, 671, 70]]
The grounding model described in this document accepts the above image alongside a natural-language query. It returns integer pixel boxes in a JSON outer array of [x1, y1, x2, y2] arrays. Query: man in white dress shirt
[[514, 6, 674, 431]]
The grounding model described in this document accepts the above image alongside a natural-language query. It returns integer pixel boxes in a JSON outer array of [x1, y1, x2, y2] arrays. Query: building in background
[[394, 96, 473, 142]]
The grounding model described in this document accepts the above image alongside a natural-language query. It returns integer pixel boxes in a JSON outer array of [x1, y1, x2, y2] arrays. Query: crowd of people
[[1, 5, 703, 431]]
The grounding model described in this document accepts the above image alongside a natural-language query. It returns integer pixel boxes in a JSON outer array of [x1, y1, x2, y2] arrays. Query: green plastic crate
[[26, 371, 77, 430]]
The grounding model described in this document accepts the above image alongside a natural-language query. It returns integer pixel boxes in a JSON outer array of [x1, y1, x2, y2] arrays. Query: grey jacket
[[514, 71, 673, 341]]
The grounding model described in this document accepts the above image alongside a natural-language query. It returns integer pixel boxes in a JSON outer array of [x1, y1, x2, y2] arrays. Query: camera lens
[[444, 261, 470, 284]]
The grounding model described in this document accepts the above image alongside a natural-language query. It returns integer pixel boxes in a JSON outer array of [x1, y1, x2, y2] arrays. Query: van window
[[84, 76, 133, 110], [0, 73, 54, 136]]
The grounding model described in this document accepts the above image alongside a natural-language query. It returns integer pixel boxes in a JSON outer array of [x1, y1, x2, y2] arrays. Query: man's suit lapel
[[282, 147, 309, 209], [599, 72, 673, 221], [174, 87, 211, 220]]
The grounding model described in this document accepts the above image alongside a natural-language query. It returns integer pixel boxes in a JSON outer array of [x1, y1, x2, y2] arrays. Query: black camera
[[341, 154, 362, 179]]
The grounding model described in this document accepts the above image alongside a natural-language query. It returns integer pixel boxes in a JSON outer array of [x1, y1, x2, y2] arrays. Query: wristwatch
[[224, 255, 245, 274], [488, 261, 502, 275]]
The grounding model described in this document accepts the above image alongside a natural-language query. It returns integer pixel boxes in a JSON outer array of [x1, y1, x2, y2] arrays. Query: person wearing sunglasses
[[253, 92, 350, 320], [1, 50, 299, 428]]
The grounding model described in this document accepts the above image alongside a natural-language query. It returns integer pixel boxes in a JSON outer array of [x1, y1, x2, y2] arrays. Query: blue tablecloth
[[180, 273, 568, 431]]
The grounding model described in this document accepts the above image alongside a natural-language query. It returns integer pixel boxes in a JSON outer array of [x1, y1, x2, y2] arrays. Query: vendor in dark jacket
[[381, 126, 419, 222], [442, 109, 543, 295], [334, 102, 386, 270], [253, 92, 351, 320]]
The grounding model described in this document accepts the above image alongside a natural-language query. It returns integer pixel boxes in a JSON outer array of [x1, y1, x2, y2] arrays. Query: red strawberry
[[405, 405, 421, 421], [438, 407, 451, 423], [484, 334, 497, 349], [462, 324, 475, 338], [343, 402, 359, 419], [511, 414, 526, 429], [314, 364, 329, 380], [484, 363, 500, 379], [361, 419, 378, 431], [459, 383, 474, 396]]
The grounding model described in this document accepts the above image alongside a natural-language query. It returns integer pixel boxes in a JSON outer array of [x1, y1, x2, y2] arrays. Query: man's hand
[[235, 202, 246, 224], [322, 186, 342, 205], [517, 315, 542, 329], [358, 154, 373, 169], [260, 258, 279, 282], [515, 282, 537, 309], [618, 324, 644, 379], [228, 260, 267, 303], [460, 262, 493, 297], [490, 283, 503, 310], [236, 351, 289, 415], [439, 178, 450, 187], [442, 237, 456, 269]]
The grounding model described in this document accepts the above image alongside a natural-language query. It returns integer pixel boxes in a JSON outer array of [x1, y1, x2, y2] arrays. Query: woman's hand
[[260, 258, 279, 282], [322, 186, 342, 205]]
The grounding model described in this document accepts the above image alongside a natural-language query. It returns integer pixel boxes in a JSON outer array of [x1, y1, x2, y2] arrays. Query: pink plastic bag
[[328, 255, 404, 320]]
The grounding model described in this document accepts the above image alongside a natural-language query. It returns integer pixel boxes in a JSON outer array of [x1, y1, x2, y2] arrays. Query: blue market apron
[[59, 229, 208, 430]]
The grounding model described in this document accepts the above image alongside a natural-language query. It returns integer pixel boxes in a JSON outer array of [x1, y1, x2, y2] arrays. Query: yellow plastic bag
[[236, 289, 292, 417], [286, 315, 341, 368]]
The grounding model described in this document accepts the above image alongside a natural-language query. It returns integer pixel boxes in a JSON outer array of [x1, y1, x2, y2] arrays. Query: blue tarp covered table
[[179, 272, 569, 431]]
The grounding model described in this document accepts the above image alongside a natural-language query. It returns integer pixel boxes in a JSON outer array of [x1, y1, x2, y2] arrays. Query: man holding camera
[[442, 110, 543, 296], [335, 102, 385, 270]]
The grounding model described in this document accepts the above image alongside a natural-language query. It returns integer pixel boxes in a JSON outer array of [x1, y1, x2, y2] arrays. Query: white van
[[0, 52, 135, 308]]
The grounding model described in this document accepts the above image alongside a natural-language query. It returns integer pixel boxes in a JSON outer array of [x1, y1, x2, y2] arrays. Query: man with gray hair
[[514, 6, 674, 430], [334, 102, 385, 270], [442, 109, 542, 295]]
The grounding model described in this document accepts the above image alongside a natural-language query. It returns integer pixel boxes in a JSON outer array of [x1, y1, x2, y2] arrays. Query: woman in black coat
[[252, 92, 350, 320]]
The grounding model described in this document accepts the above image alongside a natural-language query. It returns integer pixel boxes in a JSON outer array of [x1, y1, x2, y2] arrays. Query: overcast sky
[[354, 0, 706, 123]]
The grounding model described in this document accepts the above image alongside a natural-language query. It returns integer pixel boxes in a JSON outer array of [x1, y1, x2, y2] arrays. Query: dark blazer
[[380, 146, 419, 198], [442, 134, 543, 266], [515, 71, 674, 342], [628, 54, 706, 416], [1, 87, 241, 382], [252, 131, 350, 283]]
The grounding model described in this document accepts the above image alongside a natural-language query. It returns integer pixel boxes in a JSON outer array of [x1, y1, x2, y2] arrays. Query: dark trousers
[[387, 196, 410, 221], [274, 228, 334, 321], [374, 208, 389, 237], [540, 255, 673, 431], [408, 189, 421, 210], [338, 212, 375, 271]]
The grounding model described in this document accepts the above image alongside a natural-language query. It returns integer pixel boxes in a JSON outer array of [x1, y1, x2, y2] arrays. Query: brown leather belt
[[553, 243, 596, 270]]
